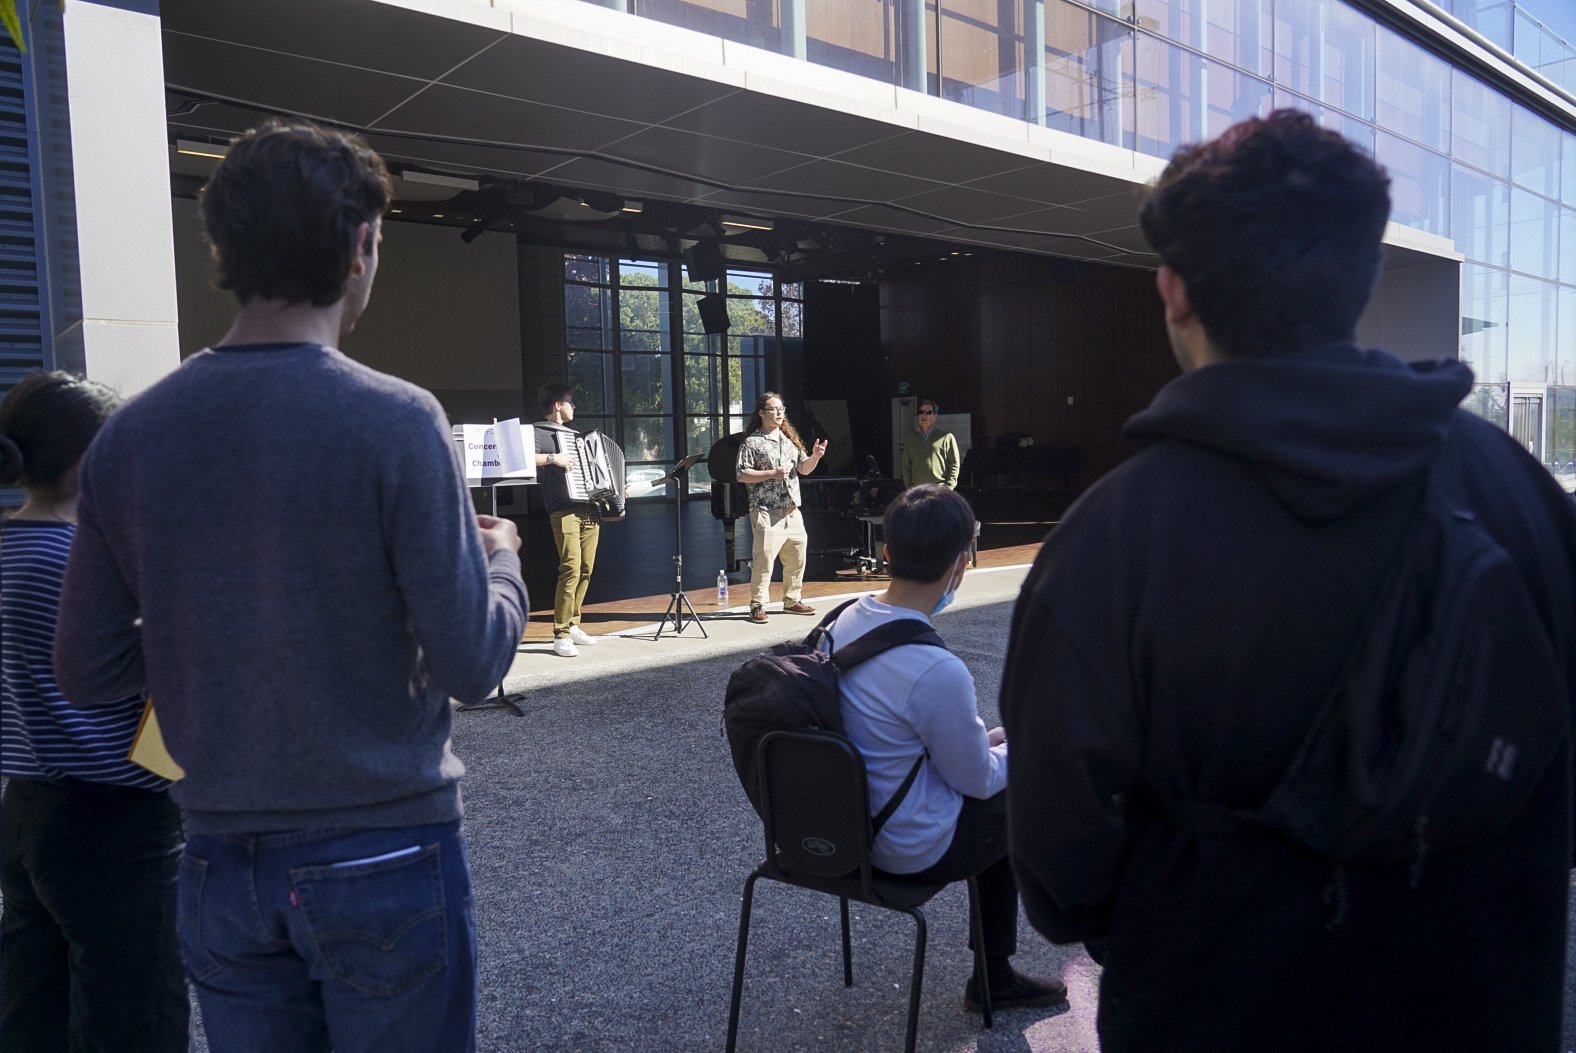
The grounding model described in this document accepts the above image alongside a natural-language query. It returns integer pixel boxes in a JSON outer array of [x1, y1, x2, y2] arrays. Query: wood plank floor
[[512, 499, 1053, 641]]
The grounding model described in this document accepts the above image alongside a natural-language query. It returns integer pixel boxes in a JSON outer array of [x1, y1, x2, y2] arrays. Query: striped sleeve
[[1, 522, 165, 789]]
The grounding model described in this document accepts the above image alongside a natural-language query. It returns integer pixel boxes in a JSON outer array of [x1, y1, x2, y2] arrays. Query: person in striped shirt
[[0, 372, 188, 1052]]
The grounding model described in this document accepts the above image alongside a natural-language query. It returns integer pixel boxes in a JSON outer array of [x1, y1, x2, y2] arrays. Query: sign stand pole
[[453, 420, 528, 717]]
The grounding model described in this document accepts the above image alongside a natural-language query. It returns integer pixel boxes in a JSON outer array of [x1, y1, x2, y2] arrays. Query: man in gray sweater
[[54, 121, 527, 1052]]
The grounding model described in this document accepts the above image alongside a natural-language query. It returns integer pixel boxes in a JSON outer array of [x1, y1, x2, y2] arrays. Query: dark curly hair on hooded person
[[0, 372, 118, 497], [200, 119, 391, 308], [1138, 110, 1392, 359]]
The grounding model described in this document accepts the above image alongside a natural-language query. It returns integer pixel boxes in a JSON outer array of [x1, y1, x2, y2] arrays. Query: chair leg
[[726, 872, 761, 1053], [840, 896, 854, 987], [966, 876, 993, 1029], [903, 907, 928, 1053]]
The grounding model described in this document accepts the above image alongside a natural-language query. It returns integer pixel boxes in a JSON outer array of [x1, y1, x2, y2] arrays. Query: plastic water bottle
[[716, 570, 730, 607]]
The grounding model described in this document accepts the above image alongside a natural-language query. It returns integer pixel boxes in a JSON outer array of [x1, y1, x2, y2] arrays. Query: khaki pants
[[549, 508, 599, 637], [750, 504, 806, 609]]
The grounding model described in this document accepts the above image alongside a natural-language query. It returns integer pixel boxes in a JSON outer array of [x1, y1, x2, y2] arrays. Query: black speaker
[[684, 240, 726, 283], [698, 294, 730, 334]]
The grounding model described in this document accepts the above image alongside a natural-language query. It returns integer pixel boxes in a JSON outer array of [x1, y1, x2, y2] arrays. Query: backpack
[[723, 600, 946, 832], [1163, 462, 1569, 883]]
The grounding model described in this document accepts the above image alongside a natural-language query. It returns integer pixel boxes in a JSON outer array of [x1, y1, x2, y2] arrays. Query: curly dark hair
[[0, 372, 118, 496], [200, 119, 391, 307], [1139, 110, 1392, 358], [742, 391, 806, 454]]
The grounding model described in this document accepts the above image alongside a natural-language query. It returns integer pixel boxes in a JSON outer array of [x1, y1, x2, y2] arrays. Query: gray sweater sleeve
[[54, 446, 146, 704], [384, 397, 528, 704]]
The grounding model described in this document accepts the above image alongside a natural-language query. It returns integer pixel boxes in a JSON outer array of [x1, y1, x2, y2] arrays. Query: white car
[[624, 467, 668, 498]]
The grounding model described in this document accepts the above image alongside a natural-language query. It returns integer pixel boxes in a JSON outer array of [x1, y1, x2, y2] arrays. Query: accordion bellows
[[560, 428, 627, 520]]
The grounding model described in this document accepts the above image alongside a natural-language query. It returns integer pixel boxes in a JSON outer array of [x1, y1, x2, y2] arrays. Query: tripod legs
[[655, 585, 708, 639]]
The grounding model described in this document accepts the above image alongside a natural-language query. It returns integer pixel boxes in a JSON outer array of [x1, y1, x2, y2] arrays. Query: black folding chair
[[725, 729, 992, 1053]]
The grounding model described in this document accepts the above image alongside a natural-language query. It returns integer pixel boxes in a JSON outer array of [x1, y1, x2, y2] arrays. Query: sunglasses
[[917, 409, 937, 416]]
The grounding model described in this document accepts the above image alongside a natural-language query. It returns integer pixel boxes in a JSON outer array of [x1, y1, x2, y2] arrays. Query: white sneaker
[[569, 626, 598, 646], [552, 637, 579, 658]]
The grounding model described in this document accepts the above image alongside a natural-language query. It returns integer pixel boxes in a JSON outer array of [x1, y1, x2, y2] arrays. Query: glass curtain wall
[[564, 253, 799, 496], [1432, 0, 1576, 97], [592, 0, 1576, 479]]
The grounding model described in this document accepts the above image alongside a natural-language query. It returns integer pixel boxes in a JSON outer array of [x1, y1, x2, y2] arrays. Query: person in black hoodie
[[1000, 110, 1576, 1052]]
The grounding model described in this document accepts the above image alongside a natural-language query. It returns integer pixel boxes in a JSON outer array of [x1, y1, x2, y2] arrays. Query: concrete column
[[61, 0, 180, 396], [1024, 0, 1045, 124], [781, 0, 807, 61], [901, 0, 927, 93]]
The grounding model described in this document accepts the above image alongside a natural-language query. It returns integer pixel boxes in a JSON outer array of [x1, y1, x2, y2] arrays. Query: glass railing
[[589, 2, 1570, 156], [1430, 0, 1576, 97], [1513, 4, 1576, 97]]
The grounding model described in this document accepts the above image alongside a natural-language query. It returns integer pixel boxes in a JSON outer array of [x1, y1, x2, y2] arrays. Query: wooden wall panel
[[878, 267, 984, 446], [879, 256, 1174, 490]]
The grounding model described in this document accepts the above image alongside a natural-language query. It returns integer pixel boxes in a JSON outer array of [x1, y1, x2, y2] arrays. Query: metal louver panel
[[0, 38, 40, 507], [0, 43, 40, 395]]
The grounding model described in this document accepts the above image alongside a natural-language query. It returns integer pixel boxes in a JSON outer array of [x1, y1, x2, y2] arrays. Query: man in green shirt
[[901, 399, 960, 490]]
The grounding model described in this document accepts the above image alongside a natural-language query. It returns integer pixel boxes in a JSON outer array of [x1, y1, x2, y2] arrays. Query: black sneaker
[[963, 968, 1068, 1012]]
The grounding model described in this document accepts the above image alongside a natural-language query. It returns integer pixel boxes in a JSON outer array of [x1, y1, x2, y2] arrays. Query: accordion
[[554, 427, 627, 521]]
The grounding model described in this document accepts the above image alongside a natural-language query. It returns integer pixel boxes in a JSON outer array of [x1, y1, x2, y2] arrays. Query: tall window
[[563, 254, 801, 496]]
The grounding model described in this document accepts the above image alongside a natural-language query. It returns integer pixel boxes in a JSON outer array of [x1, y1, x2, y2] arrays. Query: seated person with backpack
[[829, 484, 1066, 1012]]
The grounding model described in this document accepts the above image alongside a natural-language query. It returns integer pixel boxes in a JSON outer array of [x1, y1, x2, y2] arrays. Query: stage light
[[721, 214, 773, 232], [175, 138, 229, 159], [459, 188, 511, 244]]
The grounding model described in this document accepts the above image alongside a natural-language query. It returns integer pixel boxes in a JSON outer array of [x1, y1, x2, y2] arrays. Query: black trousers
[[0, 777, 189, 1053], [880, 791, 1017, 962]]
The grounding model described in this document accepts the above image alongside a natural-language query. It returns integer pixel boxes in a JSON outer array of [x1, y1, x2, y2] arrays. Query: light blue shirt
[[832, 595, 1008, 873]]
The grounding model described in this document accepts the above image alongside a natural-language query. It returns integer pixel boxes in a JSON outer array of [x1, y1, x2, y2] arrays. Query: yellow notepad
[[129, 700, 184, 781]]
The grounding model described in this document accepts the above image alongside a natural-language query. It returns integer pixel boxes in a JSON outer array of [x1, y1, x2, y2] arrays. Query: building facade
[[5, 0, 1575, 491]]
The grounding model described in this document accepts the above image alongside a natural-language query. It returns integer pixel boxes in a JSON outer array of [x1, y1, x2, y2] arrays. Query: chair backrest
[[756, 729, 875, 885]]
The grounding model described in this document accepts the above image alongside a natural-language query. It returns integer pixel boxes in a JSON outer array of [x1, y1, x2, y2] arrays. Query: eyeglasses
[[917, 409, 936, 416]]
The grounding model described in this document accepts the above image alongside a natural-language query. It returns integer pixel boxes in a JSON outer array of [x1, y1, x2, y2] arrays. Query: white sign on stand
[[456, 419, 537, 486]]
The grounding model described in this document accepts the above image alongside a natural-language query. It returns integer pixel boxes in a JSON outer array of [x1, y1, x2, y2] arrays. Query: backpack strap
[[804, 599, 860, 650], [822, 613, 947, 838], [811, 598, 859, 633], [829, 617, 945, 669], [871, 752, 928, 837]]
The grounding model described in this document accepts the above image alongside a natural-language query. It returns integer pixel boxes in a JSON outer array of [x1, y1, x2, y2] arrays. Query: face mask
[[930, 563, 963, 617]]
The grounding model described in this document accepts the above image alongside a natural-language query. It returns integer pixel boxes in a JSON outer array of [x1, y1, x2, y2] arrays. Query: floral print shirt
[[736, 430, 804, 512]]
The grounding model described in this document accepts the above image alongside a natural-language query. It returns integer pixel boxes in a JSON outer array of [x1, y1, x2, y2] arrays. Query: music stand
[[455, 477, 527, 716], [653, 452, 709, 640]]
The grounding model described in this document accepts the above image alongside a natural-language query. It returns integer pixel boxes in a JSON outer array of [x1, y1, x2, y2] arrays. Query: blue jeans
[[178, 821, 476, 1053]]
